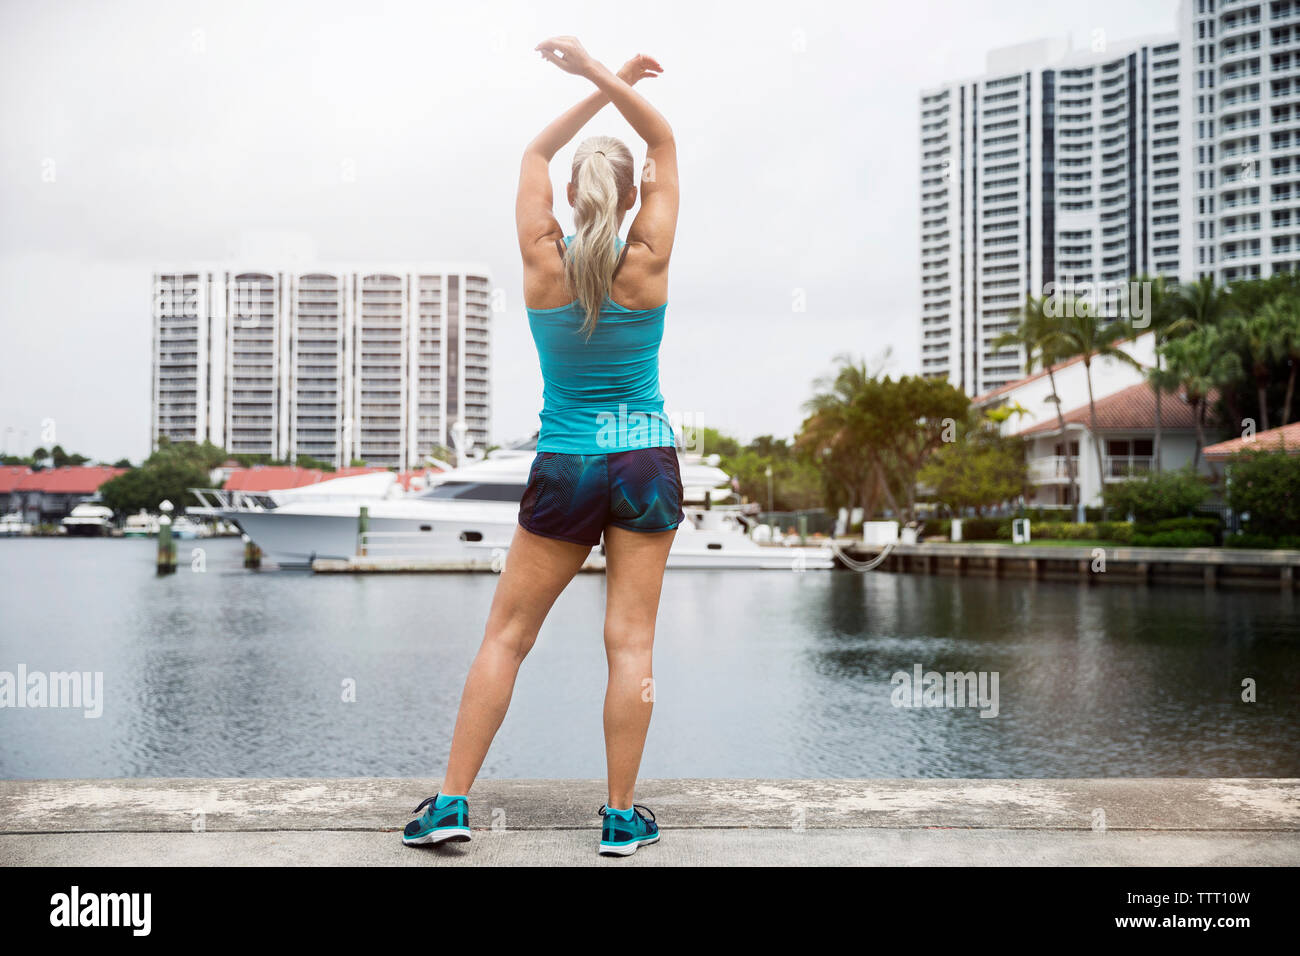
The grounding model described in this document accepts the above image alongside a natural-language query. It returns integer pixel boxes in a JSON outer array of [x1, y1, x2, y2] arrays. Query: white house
[[972, 333, 1225, 509]]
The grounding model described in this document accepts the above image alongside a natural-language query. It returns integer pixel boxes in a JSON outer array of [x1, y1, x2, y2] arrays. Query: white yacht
[[169, 515, 204, 539], [190, 445, 834, 571], [122, 510, 160, 537], [0, 512, 33, 536], [60, 503, 115, 537]]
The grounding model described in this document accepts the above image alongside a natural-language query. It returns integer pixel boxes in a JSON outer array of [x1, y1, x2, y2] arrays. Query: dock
[[840, 542, 1300, 590], [309, 542, 1300, 586], [2, 778, 1296, 866], [312, 554, 607, 573]]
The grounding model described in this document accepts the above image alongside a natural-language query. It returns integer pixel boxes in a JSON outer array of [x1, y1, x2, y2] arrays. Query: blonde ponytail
[[565, 136, 635, 337]]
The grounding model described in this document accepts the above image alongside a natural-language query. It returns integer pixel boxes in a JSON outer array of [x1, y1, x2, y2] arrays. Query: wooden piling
[[156, 519, 176, 575]]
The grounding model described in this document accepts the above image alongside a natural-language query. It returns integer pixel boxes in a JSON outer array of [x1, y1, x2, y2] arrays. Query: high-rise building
[[920, 34, 1183, 396], [151, 265, 493, 469], [1183, 0, 1300, 281], [921, 1, 1300, 397]]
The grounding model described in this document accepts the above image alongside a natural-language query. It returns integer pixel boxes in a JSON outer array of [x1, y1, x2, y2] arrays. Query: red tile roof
[[12, 466, 127, 494], [972, 333, 1149, 404], [0, 465, 33, 494], [222, 466, 328, 492], [1015, 382, 1214, 436], [1203, 421, 1300, 460]]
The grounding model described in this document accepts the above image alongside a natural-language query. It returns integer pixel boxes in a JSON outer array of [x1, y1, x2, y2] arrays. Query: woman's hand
[[535, 36, 598, 78], [617, 53, 663, 87]]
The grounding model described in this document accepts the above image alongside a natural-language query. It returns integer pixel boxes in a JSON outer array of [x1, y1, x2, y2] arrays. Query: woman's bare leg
[[440, 525, 592, 795], [600, 524, 675, 808]]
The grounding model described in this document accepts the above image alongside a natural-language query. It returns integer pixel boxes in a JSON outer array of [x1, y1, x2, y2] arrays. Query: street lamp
[[765, 465, 774, 515]]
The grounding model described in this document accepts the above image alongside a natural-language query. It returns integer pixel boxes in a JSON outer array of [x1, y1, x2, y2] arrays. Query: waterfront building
[[1182, 0, 1300, 282], [5, 465, 127, 524], [973, 332, 1225, 507], [151, 265, 493, 470], [921, 0, 1300, 396], [920, 34, 1183, 396]]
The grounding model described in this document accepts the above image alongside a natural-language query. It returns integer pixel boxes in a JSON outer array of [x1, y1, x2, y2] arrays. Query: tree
[[1261, 292, 1300, 427], [1226, 306, 1283, 432], [1048, 305, 1142, 490], [918, 415, 1027, 516], [294, 454, 336, 472], [691, 426, 742, 459], [1226, 450, 1300, 538], [993, 295, 1078, 509], [1133, 273, 1195, 473], [798, 358, 968, 521], [99, 440, 229, 514], [799, 355, 890, 516], [1102, 467, 1210, 522], [1159, 327, 1243, 466]]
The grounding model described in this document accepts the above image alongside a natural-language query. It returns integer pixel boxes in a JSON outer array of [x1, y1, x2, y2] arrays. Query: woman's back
[[526, 235, 673, 453]]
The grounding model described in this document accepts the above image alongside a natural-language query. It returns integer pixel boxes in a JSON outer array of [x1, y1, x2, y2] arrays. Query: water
[[1, 537, 1297, 779]]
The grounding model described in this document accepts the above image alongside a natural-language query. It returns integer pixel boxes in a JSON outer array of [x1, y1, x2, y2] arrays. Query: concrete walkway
[[2, 778, 1297, 866]]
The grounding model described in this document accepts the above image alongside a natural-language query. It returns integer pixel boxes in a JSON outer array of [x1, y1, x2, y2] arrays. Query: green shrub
[[1095, 521, 1134, 542], [1224, 532, 1300, 550], [1031, 521, 1094, 540], [1101, 467, 1211, 522], [956, 518, 1008, 540], [1226, 451, 1300, 537], [1133, 516, 1222, 544], [1131, 530, 1216, 547]]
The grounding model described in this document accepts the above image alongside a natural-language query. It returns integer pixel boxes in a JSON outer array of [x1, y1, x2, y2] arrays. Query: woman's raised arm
[[515, 53, 663, 261], [536, 37, 678, 261]]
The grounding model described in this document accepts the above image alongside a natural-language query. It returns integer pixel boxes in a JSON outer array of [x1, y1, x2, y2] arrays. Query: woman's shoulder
[[609, 240, 668, 311]]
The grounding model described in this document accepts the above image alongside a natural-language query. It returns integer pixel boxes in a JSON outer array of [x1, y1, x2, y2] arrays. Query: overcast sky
[[0, 0, 1180, 463]]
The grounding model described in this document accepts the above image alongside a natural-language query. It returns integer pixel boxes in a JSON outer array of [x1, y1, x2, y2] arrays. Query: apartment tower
[[151, 265, 493, 470]]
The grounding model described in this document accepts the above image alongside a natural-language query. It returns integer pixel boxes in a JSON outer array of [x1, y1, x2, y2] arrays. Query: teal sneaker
[[403, 793, 471, 846], [598, 803, 659, 856]]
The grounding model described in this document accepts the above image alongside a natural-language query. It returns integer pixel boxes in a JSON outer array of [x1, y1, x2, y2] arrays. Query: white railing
[[1027, 456, 1080, 482], [1104, 455, 1154, 479]]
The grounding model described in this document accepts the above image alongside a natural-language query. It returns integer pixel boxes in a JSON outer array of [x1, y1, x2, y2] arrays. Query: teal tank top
[[525, 235, 675, 454]]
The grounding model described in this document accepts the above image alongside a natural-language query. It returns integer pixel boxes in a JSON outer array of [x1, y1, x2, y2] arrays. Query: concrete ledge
[[3, 778, 1298, 832], [4, 779, 1296, 865]]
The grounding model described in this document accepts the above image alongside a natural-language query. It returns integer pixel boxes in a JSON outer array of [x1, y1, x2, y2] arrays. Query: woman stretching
[[403, 38, 680, 857]]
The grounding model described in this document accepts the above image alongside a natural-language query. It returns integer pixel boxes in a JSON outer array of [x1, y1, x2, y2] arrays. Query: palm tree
[[1262, 292, 1300, 427], [1049, 304, 1142, 491], [993, 295, 1078, 513], [1176, 274, 1236, 330], [1134, 273, 1195, 473], [1160, 327, 1244, 467], [1227, 307, 1283, 432], [800, 354, 898, 518]]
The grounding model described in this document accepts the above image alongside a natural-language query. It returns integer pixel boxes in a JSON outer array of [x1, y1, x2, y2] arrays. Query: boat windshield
[[419, 481, 526, 502]]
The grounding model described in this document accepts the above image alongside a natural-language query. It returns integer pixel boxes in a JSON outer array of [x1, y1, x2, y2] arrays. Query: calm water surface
[[1, 537, 1297, 778]]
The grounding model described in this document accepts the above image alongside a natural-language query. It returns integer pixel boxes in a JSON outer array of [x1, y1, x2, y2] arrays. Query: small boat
[[60, 503, 115, 537], [122, 510, 160, 537], [0, 512, 33, 536], [169, 515, 203, 539]]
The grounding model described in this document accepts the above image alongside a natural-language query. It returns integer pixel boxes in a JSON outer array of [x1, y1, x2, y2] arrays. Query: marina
[[2, 534, 1296, 780]]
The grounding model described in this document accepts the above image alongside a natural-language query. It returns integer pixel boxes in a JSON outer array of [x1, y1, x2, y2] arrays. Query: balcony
[[1027, 456, 1080, 483], [1104, 455, 1154, 480]]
